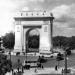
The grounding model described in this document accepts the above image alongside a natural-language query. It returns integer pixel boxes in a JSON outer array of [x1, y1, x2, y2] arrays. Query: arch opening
[[26, 28, 40, 52]]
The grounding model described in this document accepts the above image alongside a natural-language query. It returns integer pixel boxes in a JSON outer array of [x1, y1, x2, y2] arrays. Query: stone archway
[[14, 11, 54, 53], [26, 28, 40, 53]]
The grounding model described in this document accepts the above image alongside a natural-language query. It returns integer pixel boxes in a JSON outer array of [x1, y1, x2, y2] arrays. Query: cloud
[[52, 5, 69, 18], [0, 0, 28, 36], [29, 0, 44, 2], [51, 4, 75, 36], [0, 0, 15, 35], [52, 4, 75, 28], [22, 7, 29, 11], [0, 0, 75, 37], [54, 22, 68, 28], [62, 28, 75, 37]]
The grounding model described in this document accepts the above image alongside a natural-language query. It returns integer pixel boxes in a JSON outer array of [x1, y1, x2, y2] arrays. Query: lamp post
[[26, 40, 28, 65], [50, 13, 54, 53], [64, 47, 70, 75], [64, 50, 67, 75], [9, 39, 12, 70]]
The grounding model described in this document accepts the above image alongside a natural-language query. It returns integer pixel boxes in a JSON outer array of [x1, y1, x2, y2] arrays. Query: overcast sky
[[0, 0, 75, 37]]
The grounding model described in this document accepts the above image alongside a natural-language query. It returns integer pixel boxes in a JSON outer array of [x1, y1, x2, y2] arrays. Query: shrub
[[0, 54, 12, 75]]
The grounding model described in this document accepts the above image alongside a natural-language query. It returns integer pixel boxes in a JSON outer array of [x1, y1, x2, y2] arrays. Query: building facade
[[14, 11, 54, 54]]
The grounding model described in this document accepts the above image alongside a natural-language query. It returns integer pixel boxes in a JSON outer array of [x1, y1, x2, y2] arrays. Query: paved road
[[7, 52, 75, 69]]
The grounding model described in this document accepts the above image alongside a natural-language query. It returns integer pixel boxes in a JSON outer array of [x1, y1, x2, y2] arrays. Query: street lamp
[[50, 13, 54, 53], [63, 47, 71, 75], [64, 49, 67, 74], [26, 40, 28, 65]]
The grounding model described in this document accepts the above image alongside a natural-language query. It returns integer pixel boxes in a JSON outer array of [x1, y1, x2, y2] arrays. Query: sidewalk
[[23, 67, 62, 75], [5, 67, 75, 75]]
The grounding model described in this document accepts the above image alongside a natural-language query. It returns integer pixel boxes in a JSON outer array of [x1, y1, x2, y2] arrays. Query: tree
[[0, 54, 12, 75], [68, 36, 75, 50], [3, 32, 15, 49], [3, 32, 15, 70], [28, 35, 39, 48], [53, 36, 75, 50], [0, 37, 2, 47], [53, 36, 67, 48]]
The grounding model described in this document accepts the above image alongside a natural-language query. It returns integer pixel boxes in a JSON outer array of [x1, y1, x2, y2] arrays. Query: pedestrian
[[40, 63, 42, 68], [11, 69, 14, 75], [17, 67, 19, 72], [13, 72, 16, 75], [34, 68, 38, 73], [55, 65, 58, 71], [22, 66, 24, 73], [42, 65, 44, 69], [62, 68, 63, 74]]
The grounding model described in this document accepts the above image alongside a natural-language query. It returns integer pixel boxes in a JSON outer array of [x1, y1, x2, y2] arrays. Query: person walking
[[22, 66, 24, 73], [55, 65, 58, 71], [11, 69, 14, 75], [34, 68, 38, 73], [41, 64, 44, 69], [13, 72, 16, 75]]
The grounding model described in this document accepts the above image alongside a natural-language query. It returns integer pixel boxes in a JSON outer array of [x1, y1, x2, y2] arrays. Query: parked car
[[56, 53, 64, 61], [16, 52, 20, 56], [37, 56, 47, 63]]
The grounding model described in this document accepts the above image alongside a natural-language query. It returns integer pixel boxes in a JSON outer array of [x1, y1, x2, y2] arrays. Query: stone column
[[14, 25, 22, 52], [50, 13, 54, 52]]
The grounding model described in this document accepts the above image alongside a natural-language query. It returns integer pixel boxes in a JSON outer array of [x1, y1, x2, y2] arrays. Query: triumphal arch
[[14, 11, 54, 54]]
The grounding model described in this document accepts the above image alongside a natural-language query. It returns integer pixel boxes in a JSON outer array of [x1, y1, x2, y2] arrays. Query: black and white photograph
[[0, 0, 75, 75]]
